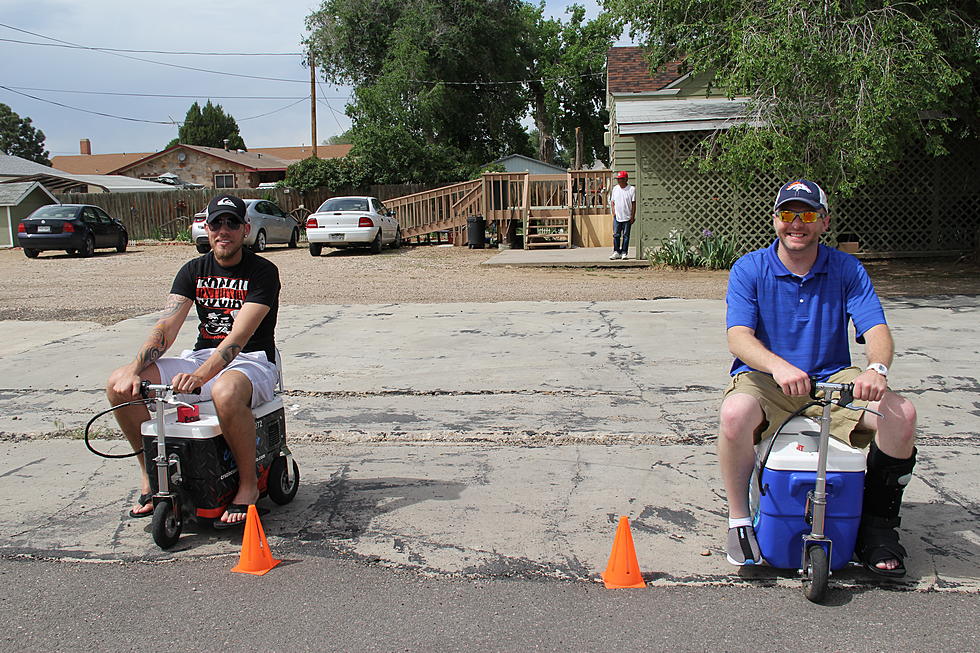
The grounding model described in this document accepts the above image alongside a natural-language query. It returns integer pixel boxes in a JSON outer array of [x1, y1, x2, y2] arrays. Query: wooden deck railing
[[385, 179, 481, 238], [384, 169, 614, 246]]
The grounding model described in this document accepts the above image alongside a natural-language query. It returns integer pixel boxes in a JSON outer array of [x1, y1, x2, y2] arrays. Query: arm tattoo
[[218, 343, 242, 367], [160, 295, 190, 319], [136, 327, 167, 370]]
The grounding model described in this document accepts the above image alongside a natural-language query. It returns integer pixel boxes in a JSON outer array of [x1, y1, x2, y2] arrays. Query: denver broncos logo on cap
[[785, 182, 811, 193]]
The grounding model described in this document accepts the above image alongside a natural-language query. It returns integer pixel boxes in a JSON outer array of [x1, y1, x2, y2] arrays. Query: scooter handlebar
[[808, 376, 853, 400], [139, 380, 202, 399]]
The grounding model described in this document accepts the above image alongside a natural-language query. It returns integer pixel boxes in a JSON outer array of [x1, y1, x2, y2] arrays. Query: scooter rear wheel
[[152, 500, 182, 549], [803, 544, 829, 603]]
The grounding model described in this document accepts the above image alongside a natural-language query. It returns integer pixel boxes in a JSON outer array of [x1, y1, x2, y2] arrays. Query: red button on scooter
[[177, 405, 200, 423]]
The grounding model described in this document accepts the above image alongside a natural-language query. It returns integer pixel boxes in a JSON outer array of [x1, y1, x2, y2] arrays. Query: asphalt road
[[2, 555, 977, 652]]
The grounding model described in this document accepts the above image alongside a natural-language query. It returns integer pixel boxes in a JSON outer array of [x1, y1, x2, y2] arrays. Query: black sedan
[[17, 204, 129, 258]]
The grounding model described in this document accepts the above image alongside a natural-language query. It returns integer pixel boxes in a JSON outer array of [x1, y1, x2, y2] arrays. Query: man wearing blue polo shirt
[[718, 179, 917, 577]]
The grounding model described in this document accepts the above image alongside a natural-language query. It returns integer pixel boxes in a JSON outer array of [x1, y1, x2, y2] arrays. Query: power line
[[316, 78, 348, 132], [238, 97, 310, 121], [5, 85, 349, 100], [2, 84, 312, 126], [1, 22, 605, 87], [0, 22, 308, 83], [0, 85, 178, 124], [0, 36, 302, 56], [0, 84, 311, 125]]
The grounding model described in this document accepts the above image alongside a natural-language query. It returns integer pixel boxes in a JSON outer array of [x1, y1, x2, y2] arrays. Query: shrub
[[697, 229, 739, 269], [651, 229, 740, 269]]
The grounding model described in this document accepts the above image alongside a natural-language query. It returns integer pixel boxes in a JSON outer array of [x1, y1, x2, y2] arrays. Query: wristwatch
[[866, 362, 889, 377]]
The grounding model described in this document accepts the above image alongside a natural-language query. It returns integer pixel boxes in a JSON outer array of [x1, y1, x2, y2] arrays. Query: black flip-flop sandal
[[128, 493, 153, 519], [213, 503, 249, 530]]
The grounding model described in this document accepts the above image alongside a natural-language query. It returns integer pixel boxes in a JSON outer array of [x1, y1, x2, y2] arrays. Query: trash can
[[467, 215, 486, 249]]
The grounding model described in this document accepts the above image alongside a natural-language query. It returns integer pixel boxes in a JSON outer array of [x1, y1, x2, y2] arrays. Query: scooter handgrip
[[808, 375, 820, 399]]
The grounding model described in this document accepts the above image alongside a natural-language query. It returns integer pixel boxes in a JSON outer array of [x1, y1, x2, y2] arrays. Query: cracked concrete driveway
[[1, 297, 979, 593]]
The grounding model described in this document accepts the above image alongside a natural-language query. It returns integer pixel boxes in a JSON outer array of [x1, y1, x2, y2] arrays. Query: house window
[[214, 174, 235, 188]]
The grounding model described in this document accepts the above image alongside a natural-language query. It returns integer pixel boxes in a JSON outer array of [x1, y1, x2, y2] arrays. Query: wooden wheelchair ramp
[[384, 170, 612, 248]]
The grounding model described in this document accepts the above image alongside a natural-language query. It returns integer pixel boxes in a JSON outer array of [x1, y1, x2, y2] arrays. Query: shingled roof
[[51, 152, 150, 175], [606, 47, 686, 94]]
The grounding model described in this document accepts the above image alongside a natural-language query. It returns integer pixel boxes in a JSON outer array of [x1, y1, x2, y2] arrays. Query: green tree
[[166, 101, 247, 151], [324, 129, 354, 145], [521, 4, 617, 166], [0, 103, 50, 165], [281, 156, 368, 192], [602, 0, 980, 194], [306, 0, 534, 183]]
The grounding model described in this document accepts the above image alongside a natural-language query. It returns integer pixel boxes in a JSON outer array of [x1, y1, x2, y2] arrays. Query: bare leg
[[106, 364, 161, 516], [718, 393, 765, 519], [210, 370, 260, 525]]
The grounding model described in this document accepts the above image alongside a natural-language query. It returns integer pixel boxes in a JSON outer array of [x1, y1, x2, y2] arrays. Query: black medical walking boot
[[857, 441, 916, 577]]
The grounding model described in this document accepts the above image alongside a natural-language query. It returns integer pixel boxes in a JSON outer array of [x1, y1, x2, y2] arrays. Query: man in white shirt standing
[[609, 170, 636, 260]]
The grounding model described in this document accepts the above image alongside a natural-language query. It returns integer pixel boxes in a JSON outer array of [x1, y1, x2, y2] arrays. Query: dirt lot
[[1, 242, 978, 324]]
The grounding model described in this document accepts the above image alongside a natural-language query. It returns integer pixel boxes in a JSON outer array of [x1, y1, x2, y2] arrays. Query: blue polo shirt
[[726, 241, 886, 379]]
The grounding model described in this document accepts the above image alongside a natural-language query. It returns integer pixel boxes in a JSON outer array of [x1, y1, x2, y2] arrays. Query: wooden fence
[[53, 183, 437, 239]]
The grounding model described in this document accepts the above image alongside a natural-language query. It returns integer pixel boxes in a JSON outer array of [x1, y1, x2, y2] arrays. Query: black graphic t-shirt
[[171, 249, 280, 362]]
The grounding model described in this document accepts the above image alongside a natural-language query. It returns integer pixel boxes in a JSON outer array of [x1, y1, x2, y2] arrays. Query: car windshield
[[317, 198, 369, 212], [29, 206, 79, 220]]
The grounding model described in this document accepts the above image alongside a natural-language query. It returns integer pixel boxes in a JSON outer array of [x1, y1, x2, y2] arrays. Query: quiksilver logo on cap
[[217, 197, 236, 207]]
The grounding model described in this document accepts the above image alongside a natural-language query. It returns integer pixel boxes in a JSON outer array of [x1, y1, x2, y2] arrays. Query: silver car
[[191, 199, 300, 254]]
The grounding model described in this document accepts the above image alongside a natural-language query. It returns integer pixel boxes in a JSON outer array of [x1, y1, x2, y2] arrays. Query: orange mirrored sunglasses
[[777, 209, 822, 223]]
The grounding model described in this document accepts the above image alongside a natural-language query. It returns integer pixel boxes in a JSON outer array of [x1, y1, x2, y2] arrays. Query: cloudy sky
[[0, 0, 620, 159]]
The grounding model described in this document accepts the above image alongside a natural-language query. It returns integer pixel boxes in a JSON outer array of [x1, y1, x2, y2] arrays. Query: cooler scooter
[[751, 379, 882, 602], [86, 377, 299, 549]]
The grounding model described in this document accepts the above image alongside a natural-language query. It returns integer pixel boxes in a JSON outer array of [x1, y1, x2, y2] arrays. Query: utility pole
[[310, 53, 318, 158]]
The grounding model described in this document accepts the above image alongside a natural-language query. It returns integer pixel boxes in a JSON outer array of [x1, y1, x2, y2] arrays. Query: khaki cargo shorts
[[722, 367, 875, 448]]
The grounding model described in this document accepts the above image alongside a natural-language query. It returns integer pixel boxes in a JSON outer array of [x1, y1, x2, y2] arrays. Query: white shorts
[[154, 349, 279, 408]]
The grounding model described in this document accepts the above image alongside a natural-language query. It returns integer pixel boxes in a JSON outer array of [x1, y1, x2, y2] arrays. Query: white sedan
[[306, 196, 401, 256]]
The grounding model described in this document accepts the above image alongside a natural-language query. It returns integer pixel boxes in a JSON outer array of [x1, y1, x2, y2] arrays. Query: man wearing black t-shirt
[[107, 194, 281, 528]]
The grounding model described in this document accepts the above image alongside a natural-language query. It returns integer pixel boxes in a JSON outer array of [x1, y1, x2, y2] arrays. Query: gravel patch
[[1, 242, 977, 325]]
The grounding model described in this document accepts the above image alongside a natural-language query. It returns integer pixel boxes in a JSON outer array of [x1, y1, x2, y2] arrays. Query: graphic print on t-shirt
[[196, 276, 248, 344]]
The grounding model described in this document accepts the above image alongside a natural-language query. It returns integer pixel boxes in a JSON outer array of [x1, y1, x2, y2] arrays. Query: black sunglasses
[[207, 217, 243, 230]]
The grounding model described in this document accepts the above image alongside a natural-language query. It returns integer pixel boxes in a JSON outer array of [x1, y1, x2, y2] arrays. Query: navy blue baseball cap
[[206, 194, 248, 224], [773, 180, 828, 212]]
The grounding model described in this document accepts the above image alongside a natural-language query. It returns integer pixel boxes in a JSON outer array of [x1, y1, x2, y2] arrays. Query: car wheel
[[369, 230, 383, 254], [309, 242, 322, 257], [252, 230, 267, 252], [79, 235, 95, 258], [392, 228, 402, 249], [24, 248, 39, 259], [116, 232, 128, 253], [288, 228, 299, 248], [196, 243, 211, 254]]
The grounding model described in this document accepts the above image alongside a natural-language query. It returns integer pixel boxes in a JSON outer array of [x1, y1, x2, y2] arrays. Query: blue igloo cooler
[[752, 417, 867, 570]]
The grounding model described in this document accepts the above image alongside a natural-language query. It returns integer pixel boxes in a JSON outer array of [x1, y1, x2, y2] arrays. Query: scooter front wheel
[[267, 457, 300, 505], [151, 500, 182, 549], [803, 544, 829, 603]]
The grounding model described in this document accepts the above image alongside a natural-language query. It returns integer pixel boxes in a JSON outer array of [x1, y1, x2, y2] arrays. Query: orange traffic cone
[[601, 516, 646, 588], [231, 505, 281, 576]]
